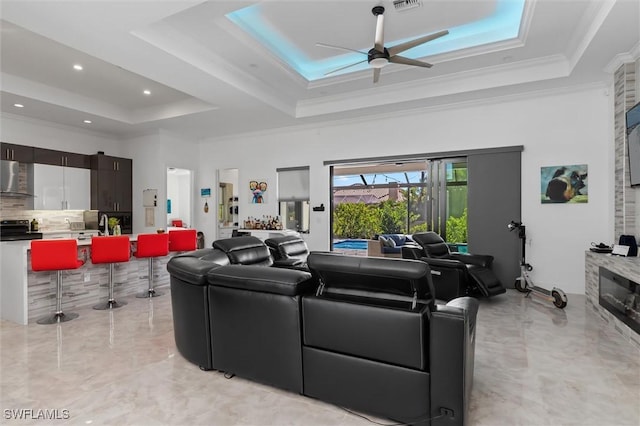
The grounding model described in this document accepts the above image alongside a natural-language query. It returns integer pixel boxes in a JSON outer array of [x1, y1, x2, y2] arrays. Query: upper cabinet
[[1, 142, 34, 162], [1, 142, 133, 212], [32, 148, 91, 210], [33, 164, 90, 210], [33, 148, 90, 168], [91, 154, 132, 212]]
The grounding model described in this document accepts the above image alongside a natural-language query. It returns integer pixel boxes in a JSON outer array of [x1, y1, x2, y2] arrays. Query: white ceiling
[[1, 0, 639, 141]]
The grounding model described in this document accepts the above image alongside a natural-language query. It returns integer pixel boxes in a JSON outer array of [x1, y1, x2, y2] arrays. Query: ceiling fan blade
[[374, 13, 385, 52], [387, 29, 449, 56], [325, 59, 368, 76], [373, 68, 381, 83], [389, 55, 432, 68], [316, 42, 367, 55]]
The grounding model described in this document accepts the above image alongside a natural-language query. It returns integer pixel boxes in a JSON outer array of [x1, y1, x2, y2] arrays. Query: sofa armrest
[[429, 296, 479, 425], [273, 258, 308, 270], [208, 264, 314, 296], [401, 245, 423, 260], [450, 252, 493, 268], [167, 255, 225, 285], [420, 257, 467, 272]]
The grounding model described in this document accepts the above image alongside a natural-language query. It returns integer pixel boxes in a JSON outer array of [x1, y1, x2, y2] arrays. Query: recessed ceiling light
[[13, 103, 24, 108], [73, 64, 83, 71], [83, 120, 92, 124], [143, 90, 151, 95]]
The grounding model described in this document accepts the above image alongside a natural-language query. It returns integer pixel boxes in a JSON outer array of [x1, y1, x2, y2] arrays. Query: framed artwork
[[540, 164, 588, 203], [249, 179, 268, 204]]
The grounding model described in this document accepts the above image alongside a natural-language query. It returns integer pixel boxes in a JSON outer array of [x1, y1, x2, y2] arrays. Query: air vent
[[393, 0, 422, 12]]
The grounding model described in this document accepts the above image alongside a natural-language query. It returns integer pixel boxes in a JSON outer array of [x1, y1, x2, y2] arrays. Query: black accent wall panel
[[467, 151, 521, 288]]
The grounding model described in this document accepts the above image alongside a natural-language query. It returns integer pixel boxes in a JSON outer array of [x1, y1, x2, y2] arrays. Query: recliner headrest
[[265, 235, 309, 260], [411, 232, 450, 258], [213, 236, 273, 266], [306, 252, 435, 309]]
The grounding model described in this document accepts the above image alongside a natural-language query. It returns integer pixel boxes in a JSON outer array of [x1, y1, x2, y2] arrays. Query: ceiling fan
[[317, 5, 449, 83]]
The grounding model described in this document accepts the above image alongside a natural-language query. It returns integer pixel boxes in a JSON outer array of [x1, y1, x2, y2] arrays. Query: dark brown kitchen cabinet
[[1, 142, 34, 162], [90, 154, 132, 212], [34, 148, 90, 168]]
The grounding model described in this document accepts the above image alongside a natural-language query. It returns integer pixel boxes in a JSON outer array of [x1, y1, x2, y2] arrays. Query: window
[[330, 158, 467, 245], [277, 166, 310, 232]]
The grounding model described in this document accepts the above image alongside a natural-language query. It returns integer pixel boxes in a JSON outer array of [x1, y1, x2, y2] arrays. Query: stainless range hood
[[1, 160, 34, 197]]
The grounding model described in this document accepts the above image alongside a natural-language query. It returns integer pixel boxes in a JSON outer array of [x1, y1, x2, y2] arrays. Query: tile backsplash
[[0, 208, 86, 231], [1, 160, 92, 230]]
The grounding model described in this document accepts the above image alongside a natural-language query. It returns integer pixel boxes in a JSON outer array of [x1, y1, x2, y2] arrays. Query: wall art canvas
[[249, 179, 268, 204], [540, 164, 588, 203]]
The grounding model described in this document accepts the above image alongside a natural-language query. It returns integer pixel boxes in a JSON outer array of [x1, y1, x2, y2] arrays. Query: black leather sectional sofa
[[167, 236, 479, 426]]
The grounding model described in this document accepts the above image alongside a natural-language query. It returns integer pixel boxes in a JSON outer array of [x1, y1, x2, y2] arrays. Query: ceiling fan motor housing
[[368, 47, 390, 67], [372, 5, 385, 16]]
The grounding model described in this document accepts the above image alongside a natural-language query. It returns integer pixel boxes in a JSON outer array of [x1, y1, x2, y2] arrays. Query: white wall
[[197, 86, 613, 295], [122, 130, 199, 234]]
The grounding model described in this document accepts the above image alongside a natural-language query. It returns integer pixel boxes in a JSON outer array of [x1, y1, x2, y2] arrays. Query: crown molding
[[604, 41, 640, 74], [201, 80, 607, 145], [296, 54, 569, 118]]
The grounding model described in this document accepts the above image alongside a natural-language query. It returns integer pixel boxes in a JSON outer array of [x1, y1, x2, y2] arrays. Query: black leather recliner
[[303, 252, 478, 426], [264, 235, 309, 270], [402, 231, 506, 300], [166, 248, 230, 370], [208, 264, 315, 392], [167, 238, 479, 426], [213, 235, 273, 266]]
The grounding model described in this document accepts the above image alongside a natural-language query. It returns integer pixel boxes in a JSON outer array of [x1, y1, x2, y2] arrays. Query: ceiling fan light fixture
[[370, 58, 388, 68]]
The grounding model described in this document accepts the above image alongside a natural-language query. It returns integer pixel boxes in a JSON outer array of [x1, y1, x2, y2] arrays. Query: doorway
[[218, 168, 239, 239], [167, 167, 192, 228]]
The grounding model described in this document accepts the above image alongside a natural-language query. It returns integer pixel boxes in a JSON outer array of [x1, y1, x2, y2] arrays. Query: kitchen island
[[0, 235, 173, 325]]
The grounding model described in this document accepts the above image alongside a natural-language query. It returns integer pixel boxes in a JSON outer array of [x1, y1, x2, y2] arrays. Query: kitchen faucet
[[99, 213, 109, 236]]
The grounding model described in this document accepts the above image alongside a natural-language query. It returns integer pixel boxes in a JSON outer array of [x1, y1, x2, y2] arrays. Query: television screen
[[626, 101, 640, 187]]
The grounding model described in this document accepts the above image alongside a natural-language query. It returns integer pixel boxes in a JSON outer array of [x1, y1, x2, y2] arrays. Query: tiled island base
[[585, 250, 640, 348], [27, 241, 171, 324]]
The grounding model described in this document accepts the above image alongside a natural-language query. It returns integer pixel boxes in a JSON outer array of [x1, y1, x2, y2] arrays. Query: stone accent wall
[[614, 62, 637, 238], [584, 61, 640, 348], [585, 251, 640, 348]]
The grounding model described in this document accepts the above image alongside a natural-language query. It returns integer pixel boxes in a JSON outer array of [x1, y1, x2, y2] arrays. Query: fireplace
[[599, 267, 640, 335]]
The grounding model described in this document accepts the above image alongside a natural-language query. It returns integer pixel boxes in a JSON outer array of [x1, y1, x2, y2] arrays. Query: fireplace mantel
[[585, 251, 640, 348]]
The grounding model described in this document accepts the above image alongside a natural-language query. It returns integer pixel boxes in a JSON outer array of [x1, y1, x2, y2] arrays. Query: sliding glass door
[[331, 158, 467, 248]]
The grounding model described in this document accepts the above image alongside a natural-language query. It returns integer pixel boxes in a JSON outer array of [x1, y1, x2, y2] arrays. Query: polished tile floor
[[1, 289, 638, 426]]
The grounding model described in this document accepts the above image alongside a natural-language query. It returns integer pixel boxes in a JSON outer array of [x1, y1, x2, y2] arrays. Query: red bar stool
[[31, 239, 84, 324], [135, 233, 169, 298], [91, 236, 131, 310], [168, 229, 197, 253]]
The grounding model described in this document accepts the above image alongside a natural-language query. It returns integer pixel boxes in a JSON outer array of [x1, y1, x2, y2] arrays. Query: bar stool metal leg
[[93, 264, 127, 310], [136, 258, 164, 298], [37, 270, 79, 324]]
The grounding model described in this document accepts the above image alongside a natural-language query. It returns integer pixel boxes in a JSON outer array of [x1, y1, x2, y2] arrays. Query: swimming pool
[[333, 239, 368, 250]]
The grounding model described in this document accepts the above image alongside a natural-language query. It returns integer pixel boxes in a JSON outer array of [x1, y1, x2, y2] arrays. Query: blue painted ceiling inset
[[227, 1, 525, 81]]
